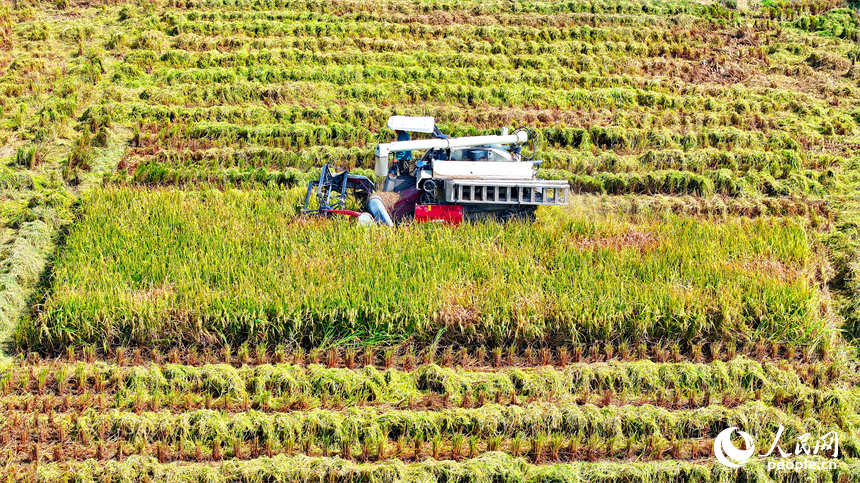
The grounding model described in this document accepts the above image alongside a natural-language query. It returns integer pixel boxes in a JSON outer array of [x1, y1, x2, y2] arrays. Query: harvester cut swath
[[303, 116, 569, 225]]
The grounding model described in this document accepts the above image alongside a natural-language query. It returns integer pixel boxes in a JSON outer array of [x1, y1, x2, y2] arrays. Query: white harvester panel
[[432, 161, 534, 180], [386, 116, 435, 133], [443, 179, 569, 205]]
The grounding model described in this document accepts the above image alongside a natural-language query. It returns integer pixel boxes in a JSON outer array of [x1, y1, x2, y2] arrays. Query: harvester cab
[[303, 116, 569, 225]]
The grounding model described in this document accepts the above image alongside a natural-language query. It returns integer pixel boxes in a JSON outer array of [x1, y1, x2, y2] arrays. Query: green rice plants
[[727, 341, 737, 360], [710, 342, 723, 362], [361, 347, 374, 367], [273, 344, 285, 363], [14, 146, 38, 169], [450, 434, 463, 461], [686, 389, 696, 408], [412, 431, 423, 461], [625, 436, 635, 458], [548, 434, 563, 462], [431, 435, 442, 460], [254, 345, 266, 365], [618, 343, 629, 361], [510, 433, 525, 458], [376, 437, 387, 461], [83, 347, 96, 364], [326, 348, 338, 368], [571, 345, 582, 363], [344, 348, 356, 369], [691, 343, 702, 363], [503, 346, 514, 366], [604, 436, 618, 459], [656, 388, 667, 407], [403, 347, 415, 371], [237, 344, 250, 365], [529, 434, 546, 463], [467, 436, 479, 459], [820, 338, 834, 362], [585, 433, 603, 462], [35, 369, 47, 395], [292, 347, 304, 365], [283, 436, 296, 456], [487, 435, 502, 452]]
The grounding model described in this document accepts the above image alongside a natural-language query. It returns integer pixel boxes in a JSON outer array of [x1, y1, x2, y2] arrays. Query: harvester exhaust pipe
[[367, 195, 395, 227]]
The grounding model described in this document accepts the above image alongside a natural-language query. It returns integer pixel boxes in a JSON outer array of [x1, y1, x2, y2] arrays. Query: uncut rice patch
[[22, 186, 831, 352]]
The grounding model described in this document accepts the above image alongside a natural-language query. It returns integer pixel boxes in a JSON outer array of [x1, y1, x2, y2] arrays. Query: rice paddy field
[[3, 0, 860, 480]]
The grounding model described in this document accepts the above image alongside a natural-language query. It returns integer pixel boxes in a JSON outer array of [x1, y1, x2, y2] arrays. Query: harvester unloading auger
[[303, 116, 569, 225]]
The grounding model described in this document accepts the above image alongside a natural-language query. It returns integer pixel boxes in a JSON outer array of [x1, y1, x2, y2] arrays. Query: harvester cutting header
[[303, 116, 569, 225]]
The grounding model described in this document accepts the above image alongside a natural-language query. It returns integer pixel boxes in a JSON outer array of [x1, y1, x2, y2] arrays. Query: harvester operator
[[394, 129, 412, 174]]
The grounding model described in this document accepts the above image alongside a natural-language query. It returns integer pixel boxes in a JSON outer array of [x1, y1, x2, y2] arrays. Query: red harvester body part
[[415, 204, 463, 224]]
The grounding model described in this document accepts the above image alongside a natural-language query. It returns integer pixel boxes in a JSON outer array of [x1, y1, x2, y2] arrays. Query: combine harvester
[[303, 116, 569, 225]]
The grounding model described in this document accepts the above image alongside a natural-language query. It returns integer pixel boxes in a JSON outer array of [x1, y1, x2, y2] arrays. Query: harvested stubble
[[20, 453, 860, 483], [0, 359, 852, 415], [20, 186, 833, 353], [3, 401, 852, 451], [23, 337, 839, 368], [5, 435, 719, 464]]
